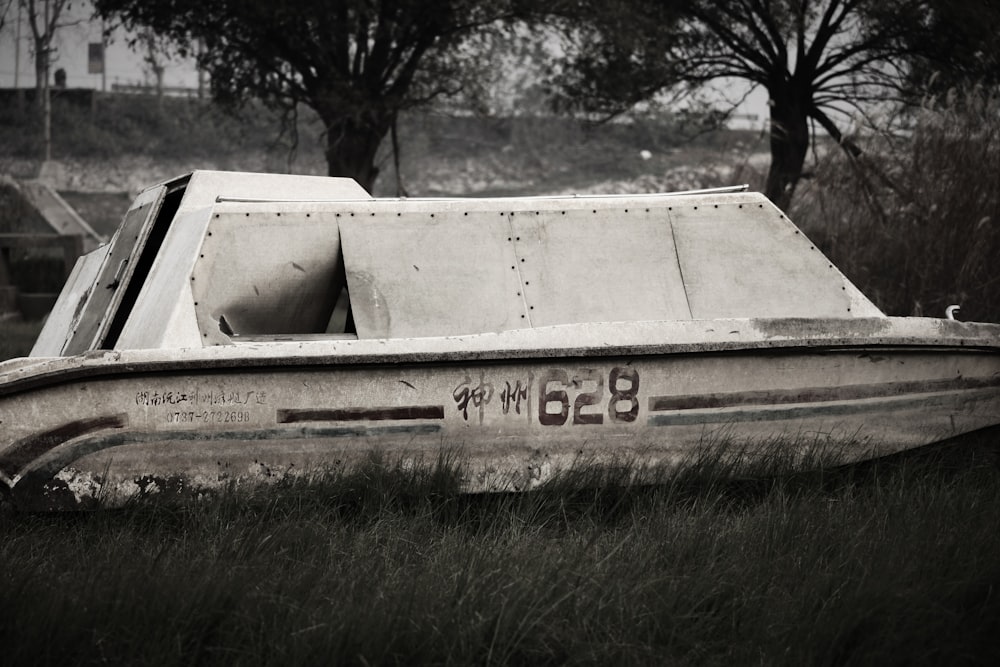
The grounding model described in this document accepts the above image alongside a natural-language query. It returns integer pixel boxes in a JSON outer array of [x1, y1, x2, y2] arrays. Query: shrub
[[791, 86, 1000, 323]]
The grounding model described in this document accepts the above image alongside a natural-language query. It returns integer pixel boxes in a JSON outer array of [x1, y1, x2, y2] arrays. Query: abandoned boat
[[1, 170, 998, 509]]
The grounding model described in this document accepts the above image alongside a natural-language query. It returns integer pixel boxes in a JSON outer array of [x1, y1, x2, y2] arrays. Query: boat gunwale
[[2, 336, 998, 399]]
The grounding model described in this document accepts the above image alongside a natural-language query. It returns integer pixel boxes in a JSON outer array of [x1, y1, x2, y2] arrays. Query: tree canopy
[[551, 0, 1000, 207], [94, 0, 518, 192]]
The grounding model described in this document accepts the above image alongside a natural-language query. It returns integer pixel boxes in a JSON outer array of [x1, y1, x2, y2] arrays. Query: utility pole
[[101, 18, 106, 92], [14, 0, 23, 111], [42, 0, 51, 162], [14, 0, 21, 88]]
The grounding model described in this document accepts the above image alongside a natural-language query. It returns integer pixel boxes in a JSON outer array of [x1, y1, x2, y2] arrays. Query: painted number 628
[[538, 367, 639, 426]]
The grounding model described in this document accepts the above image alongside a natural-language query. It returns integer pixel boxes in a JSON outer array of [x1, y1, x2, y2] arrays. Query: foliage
[[900, 0, 1000, 95], [1, 433, 999, 664], [549, 0, 1000, 209], [93, 0, 522, 192], [791, 86, 1000, 322]]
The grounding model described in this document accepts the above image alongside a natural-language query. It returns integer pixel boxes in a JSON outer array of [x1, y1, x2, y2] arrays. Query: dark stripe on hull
[[0, 414, 128, 480], [648, 377, 997, 412], [647, 387, 998, 426], [277, 405, 445, 424]]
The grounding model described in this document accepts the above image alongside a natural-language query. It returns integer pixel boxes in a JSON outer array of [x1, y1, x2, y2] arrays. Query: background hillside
[[1, 90, 997, 323], [0, 93, 768, 224]]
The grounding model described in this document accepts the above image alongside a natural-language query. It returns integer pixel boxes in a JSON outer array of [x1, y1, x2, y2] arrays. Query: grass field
[[0, 437, 998, 665]]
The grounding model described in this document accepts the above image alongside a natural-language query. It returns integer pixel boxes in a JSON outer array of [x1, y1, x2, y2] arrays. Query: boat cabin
[[31, 170, 883, 357]]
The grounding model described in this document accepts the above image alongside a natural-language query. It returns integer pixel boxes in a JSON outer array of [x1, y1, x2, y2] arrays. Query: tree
[[23, 0, 76, 161], [1, 0, 17, 31], [94, 0, 519, 192], [551, 0, 1000, 208], [139, 28, 166, 103]]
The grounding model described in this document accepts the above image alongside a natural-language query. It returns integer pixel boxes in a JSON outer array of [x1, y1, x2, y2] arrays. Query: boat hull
[[2, 339, 998, 509]]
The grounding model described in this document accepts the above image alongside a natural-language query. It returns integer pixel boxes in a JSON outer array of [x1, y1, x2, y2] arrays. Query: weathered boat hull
[[3, 318, 998, 509], [4, 172, 999, 509]]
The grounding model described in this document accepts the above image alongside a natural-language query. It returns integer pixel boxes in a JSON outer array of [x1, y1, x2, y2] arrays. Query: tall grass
[[792, 86, 1000, 323], [1, 434, 999, 665]]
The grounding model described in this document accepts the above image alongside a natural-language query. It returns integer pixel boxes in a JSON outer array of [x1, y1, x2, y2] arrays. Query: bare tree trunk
[[764, 86, 811, 210], [40, 0, 51, 161], [42, 63, 51, 161], [323, 115, 391, 194], [27, 0, 58, 162]]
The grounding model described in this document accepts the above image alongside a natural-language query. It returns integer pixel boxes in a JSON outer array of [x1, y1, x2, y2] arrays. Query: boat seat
[[231, 333, 359, 343]]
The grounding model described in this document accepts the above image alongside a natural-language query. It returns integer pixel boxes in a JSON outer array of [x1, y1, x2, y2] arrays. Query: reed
[[791, 85, 1000, 323], [1, 431, 998, 665]]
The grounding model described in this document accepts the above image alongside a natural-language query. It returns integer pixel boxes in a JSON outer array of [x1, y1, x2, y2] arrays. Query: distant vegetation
[[0, 86, 997, 322], [0, 92, 760, 195]]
